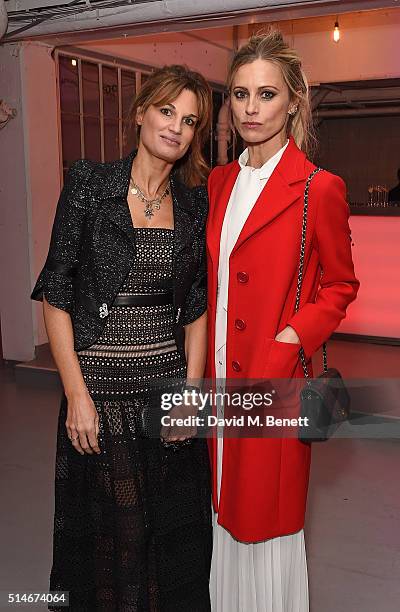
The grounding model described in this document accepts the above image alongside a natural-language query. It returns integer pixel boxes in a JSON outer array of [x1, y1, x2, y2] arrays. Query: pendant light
[[333, 20, 340, 43]]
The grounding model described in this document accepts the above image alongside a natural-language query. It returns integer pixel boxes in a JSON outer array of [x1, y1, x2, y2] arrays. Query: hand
[[65, 390, 101, 455], [160, 395, 199, 443], [275, 325, 301, 344]]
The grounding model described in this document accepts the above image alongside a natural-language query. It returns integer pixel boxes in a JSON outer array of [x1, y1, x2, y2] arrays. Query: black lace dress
[[48, 228, 212, 612]]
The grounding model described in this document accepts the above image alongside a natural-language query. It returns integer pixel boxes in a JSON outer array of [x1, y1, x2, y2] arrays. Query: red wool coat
[[205, 136, 359, 542]]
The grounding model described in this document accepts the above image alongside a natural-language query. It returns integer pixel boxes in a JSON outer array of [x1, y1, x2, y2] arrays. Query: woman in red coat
[[206, 30, 359, 611]]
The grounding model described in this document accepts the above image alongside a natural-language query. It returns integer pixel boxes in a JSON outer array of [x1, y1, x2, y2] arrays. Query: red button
[[235, 319, 246, 330], [232, 361, 242, 372], [237, 271, 249, 283]]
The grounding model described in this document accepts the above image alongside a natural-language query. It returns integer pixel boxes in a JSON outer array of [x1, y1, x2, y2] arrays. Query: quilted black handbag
[[296, 168, 351, 443]]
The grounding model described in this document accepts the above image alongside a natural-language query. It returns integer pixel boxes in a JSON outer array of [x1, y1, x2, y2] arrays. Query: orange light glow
[[333, 21, 340, 43]]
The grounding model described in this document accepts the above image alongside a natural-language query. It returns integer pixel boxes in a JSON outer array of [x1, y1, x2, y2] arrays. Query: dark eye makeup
[[232, 88, 276, 100]]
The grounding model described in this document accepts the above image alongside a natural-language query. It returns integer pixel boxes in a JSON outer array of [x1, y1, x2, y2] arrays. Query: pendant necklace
[[129, 175, 170, 219]]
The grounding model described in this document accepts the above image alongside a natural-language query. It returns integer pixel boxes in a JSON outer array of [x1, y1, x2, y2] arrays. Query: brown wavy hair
[[227, 28, 316, 158], [124, 65, 212, 186]]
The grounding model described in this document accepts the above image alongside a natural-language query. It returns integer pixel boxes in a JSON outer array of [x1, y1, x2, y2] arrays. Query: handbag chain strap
[[294, 166, 328, 379]]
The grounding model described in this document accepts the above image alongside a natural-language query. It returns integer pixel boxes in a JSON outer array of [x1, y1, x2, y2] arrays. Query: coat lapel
[[170, 174, 196, 258], [95, 149, 137, 246], [103, 196, 136, 246], [207, 161, 240, 266], [169, 175, 197, 311], [231, 137, 309, 255]]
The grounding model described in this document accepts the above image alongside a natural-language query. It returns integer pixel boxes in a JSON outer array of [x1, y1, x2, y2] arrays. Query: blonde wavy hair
[[227, 28, 316, 157], [124, 64, 212, 186]]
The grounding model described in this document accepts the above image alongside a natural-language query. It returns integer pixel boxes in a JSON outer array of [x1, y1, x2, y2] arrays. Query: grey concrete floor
[[0, 361, 399, 611]]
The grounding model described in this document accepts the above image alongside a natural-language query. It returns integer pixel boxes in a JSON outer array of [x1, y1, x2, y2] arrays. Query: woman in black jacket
[[31, 65, 212, 612]]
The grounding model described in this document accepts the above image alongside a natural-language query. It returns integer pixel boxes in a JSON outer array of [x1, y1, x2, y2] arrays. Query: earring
[[289, 106, 298, 116]]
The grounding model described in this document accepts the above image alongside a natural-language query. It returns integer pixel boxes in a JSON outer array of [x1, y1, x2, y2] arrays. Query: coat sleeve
[[287, 172, 360, 359], [181, 185, 208, 326], [30, 159, 92, 314]]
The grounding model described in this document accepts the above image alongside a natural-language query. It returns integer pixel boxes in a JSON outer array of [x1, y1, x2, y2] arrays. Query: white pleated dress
[[210, 141, 310, 612]]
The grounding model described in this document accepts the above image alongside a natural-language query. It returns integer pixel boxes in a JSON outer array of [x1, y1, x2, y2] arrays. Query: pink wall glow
[[338, 216, 400, 338]]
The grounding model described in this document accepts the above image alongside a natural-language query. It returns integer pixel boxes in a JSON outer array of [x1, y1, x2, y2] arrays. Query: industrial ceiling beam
[[3, 0, 400, 42]]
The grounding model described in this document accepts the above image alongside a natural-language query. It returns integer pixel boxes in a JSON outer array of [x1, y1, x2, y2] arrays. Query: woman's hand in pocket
[[65, 390, 101, 455], [266, 326, 301, 379], [275, 325, 300, 344]]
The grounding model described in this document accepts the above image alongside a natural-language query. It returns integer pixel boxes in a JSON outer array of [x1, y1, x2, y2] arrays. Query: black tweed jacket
[[31, 150, 208, 356]]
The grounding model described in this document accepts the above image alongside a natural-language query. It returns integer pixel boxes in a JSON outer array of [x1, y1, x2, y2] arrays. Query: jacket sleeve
[[287, 173, 360, 359], [181, 185, 208, 326], [30, 159, 92, 314]]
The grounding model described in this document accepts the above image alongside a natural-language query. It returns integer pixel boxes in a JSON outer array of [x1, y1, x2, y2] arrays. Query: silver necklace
[[129, 175, 170, 219]]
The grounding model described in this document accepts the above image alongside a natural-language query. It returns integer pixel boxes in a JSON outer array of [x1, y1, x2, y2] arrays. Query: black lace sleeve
[[30, 159, 92, 314], [181, 185, 208, 327]]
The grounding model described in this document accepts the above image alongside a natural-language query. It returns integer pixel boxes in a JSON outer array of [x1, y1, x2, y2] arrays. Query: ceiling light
[[333, 20, 340, 43]]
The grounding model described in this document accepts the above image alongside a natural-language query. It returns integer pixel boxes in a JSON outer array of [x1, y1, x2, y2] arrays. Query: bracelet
[[183, 385, 201, 407], [184, 384, 201, 393]]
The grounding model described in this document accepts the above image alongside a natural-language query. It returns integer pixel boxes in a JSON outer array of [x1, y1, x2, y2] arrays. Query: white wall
[[79, 28, 233, 83], [0, 44, 36, 361], [0, 42, 62, 359], [23, 42, 63, 348]]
